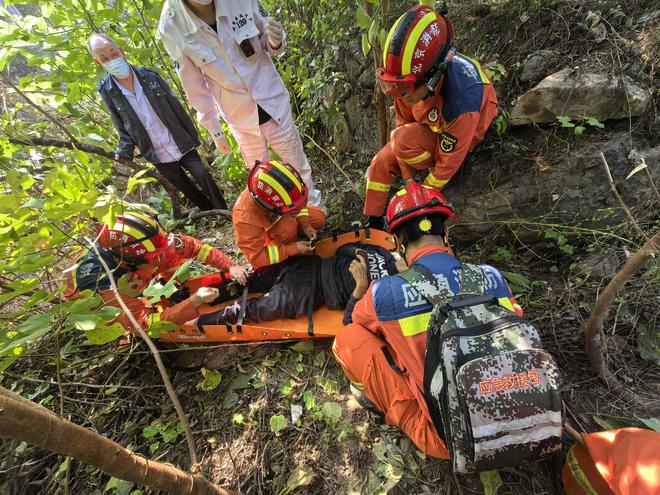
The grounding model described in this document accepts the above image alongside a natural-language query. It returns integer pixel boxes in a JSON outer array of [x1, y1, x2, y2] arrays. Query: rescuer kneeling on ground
[[233, 160, 325, 268], [364, 5, 498, 229], [333, 183, 522, 458], [63, 212, 247, 330]]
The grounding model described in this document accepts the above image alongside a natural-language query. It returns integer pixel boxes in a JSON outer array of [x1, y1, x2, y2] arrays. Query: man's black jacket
[[97, 65, 199, 164]]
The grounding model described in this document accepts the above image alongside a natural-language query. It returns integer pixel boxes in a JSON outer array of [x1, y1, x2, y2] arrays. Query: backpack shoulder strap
[[397, 263, 454, 306], [459, 262, 485, 295]]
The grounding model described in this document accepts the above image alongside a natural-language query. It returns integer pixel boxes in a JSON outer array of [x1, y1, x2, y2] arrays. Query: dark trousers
[[198, 257, 324, 326], [154, 150, 226, 210]]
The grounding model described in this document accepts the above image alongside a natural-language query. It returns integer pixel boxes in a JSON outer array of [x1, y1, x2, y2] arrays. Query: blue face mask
[[102, 57, 131, 79]]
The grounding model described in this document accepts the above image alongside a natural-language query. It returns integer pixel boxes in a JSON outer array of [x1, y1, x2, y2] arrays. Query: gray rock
[[509, 67, 652, 126], [520, 50, 557, 83]]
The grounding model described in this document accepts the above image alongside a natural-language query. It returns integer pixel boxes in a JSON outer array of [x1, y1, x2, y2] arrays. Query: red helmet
[[386, 182, 456, 233], [377, 5, 455, 98], [97, 212, 174, 264], [247, 160, 308, 215]]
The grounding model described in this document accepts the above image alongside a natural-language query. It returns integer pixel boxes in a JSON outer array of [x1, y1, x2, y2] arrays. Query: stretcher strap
[[307, 257, 319, 336], [236, 284, 249, 334]]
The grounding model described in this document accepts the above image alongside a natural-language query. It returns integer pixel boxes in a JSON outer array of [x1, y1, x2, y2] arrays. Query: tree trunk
[[0, 386, 237, 495], [446, 132, 660, 243]]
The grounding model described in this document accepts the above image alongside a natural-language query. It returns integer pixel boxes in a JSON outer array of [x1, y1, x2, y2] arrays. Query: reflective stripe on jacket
[[62, 235, 234, 329], [232, 188, 311, 267], [350, 246, 522, 423]]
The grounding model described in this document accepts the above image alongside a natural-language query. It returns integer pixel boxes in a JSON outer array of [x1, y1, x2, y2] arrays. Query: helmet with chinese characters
[[97, 212, 174, 265], [247, 160, 308, 215]]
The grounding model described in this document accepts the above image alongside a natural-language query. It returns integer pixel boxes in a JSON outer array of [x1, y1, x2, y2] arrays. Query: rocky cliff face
[[446, 131, 658, 242], [318, 0, 658, 240]]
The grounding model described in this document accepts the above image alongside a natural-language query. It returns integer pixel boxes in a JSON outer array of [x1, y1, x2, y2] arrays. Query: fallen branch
[[563, 422, 585, 445], [177, 207, 232, 226], [599, 152, 647, 240], [0, 386, 235, 495], [88, 241, 200, 471], [3, 134, 183, 219], [584, 231, 660, 398]]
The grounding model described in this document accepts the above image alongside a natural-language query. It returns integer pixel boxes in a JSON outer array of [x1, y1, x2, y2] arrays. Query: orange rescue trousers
[[333, 323, 449, 459], [364, 121, 483, 217], [563, 428, 660, 495]]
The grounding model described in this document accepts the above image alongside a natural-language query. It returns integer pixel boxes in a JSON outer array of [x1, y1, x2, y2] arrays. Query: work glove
[[266, 19, 283, 49], [213, 133, 232, 155]]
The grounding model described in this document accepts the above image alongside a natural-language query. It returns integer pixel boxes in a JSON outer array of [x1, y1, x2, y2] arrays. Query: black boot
[[350, 383, 384, 419]]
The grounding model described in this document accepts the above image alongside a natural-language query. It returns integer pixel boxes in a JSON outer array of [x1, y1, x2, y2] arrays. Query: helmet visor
[[376, 68, 417, 98]]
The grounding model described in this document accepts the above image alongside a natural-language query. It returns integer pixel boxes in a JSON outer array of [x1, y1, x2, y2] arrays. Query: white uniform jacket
[[157, 0, 289, 137]]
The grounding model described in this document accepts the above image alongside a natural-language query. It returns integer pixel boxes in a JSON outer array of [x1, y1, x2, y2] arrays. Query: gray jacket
[[97, 65, 199, 164]]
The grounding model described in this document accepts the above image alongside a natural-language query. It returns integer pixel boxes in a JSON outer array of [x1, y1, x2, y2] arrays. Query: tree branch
[[302, 133, 351, 180], [599, 152, 647, 240], [3, 134, 183, 218], [177, 207, 232, 227], [88, 240, 200, 471], [0, 71, 78, 142], [584, 231, 660, 399], [0, 386, 236, 495]]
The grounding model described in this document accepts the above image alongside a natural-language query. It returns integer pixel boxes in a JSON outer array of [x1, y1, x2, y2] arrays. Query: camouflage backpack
[[398, 262, 562, 473]]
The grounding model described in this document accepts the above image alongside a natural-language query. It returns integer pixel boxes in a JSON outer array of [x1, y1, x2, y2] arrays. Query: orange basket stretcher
[[159, 228, 395, 344]]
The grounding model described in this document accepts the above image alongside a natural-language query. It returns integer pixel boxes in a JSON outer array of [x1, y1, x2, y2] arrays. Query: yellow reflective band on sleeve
[[425, 173, 448, 188], [297, 208, 309, 218], [271, 161, 303, 191], [498, 297, 515, 313], [566, 448, 599, 495], [113, 222, 156, 252], [396, 189, 407, 196], [196, 244, 213, 263], [466, 56, 491, 84], [383, 12, 405, 64], [351, 381, 365, 390], [402, 12, 437, 76], [260, 172, 292, 205], [399, 311, 431, 337], [366, 179, 391, 192], [402, 151, 432, 164], [267, 245, 280, 265]]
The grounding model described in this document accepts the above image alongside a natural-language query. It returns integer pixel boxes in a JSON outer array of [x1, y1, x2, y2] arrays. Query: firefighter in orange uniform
[[364, 5, 498, 228], [233, 160, 326, 268], [563, 428, 660, 495], [63, 211, 247, 330], [334, 183, 522, 458]]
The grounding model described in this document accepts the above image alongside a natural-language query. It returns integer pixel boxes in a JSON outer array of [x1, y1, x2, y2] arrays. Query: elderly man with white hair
[[88, 33, 227, 211]]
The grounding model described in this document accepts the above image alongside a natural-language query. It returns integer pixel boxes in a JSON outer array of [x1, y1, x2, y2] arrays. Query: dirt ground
[[1, 0, 659, 493]]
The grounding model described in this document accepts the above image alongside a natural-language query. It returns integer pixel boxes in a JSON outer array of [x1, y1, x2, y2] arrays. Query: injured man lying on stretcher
[[190, 243, 404, 327]]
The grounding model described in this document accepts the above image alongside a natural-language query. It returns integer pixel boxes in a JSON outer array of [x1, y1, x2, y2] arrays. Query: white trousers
[[230, 111, 321, 206]]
